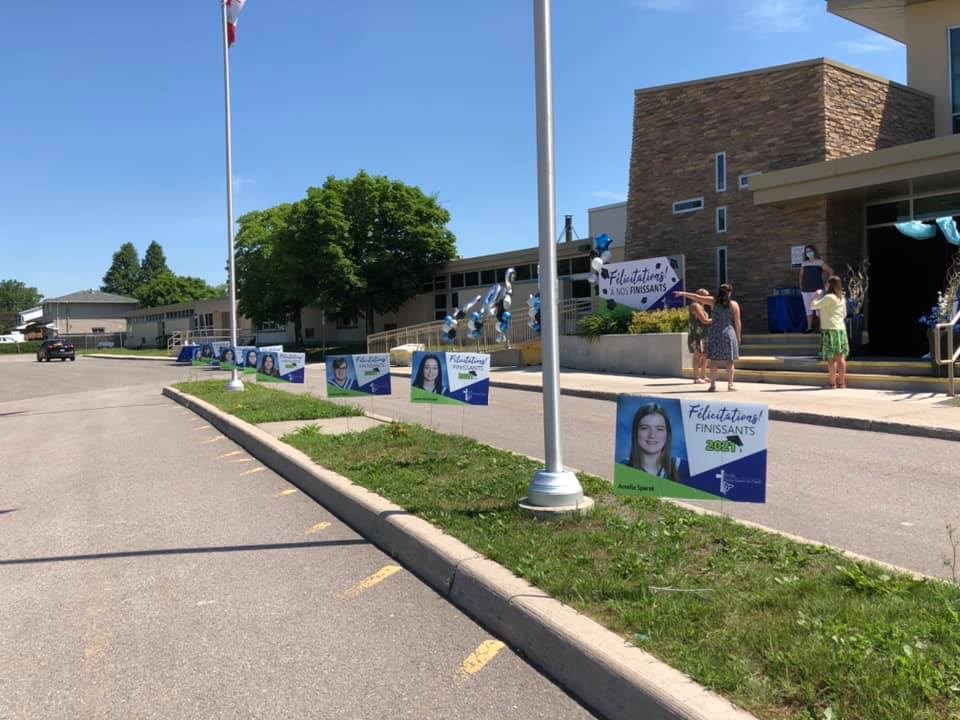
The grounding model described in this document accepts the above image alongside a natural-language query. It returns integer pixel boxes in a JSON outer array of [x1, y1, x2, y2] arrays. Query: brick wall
[[624, 60, 934, 333], [625, 62, 831, 332], [824, 64, 934, 160]]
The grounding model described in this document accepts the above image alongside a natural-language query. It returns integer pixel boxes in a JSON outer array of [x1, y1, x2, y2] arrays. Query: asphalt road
[[0, 355, 596, 720]]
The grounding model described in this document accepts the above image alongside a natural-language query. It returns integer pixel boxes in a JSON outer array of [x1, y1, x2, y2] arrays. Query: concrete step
[[737, 356, 937, 377], [742, 333, 818, 346], [741, 344, 819, 356], [681, 367, 956, 393]]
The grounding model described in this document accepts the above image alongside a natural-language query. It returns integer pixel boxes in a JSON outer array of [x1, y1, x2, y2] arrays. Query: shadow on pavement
[[0, 538, 369, 566]]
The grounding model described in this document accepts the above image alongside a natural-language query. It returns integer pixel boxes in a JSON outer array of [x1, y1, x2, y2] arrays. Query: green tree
[[0, 279, 43, 312], [134, 272, 220, 309], [140, 241, 171, 286], [101, 242, 141, 297], [306, 171, 457, 334], [235, 171, 456, 344]]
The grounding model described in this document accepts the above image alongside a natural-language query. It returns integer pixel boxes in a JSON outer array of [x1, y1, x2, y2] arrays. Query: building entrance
[[866, 224, 958, 357]]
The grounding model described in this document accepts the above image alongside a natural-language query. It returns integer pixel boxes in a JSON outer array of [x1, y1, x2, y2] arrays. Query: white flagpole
[[523, 0, 586, 510], [221, 0, 243, 391]]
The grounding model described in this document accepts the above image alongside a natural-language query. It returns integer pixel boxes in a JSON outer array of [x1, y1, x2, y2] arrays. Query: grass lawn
[[173, 380, 363, 423], [280, 422, 960, 720]]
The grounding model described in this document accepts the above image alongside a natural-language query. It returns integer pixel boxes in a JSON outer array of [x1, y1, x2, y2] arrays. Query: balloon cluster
[[526, 291, 541, 334], [441, 294, 482, 343], [492, 268, 515, 343], [466, 268, 516, 342], [587, 233, 613, 286]]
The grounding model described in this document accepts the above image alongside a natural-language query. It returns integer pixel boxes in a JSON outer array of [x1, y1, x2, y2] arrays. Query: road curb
[[162, 385, 757, 720], [85, 354, 173, 361], [481, 378, 960, 443]]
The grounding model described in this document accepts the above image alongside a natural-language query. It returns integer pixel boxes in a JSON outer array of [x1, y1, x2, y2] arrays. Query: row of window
[[424, 255, 592, 293], [135, 308, 206, 323]]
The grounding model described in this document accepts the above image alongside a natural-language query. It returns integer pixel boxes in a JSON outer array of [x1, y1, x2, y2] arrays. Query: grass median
[[172, 380, 960, 719], [284, 422, 960, 720], [173, 380, 362, 423]]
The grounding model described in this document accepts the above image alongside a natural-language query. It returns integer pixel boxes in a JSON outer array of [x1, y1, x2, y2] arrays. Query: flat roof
[[634, 57, 926, 101], [751, 133, 960, 204]]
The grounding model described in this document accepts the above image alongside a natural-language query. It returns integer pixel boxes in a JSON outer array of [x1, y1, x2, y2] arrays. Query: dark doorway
[[866, 223, 958, 356]]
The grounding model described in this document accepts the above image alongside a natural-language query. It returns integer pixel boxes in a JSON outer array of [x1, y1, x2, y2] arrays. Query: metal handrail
[[933, 309, 960, 397], [365, 296, 600, 355]]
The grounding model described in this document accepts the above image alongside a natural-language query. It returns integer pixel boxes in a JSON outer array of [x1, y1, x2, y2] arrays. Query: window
[[434, 293, 447, 310], [570, 255, 591, 274], [672, 197, 704, 214], [716, 207, 727, 234], [260, 320, 282, 331], [434, 310, 447, 321], [496, 268, 507, 282], [450, 273, 464, 289], [480, 269, 495, 285], [450, 292, 459, 309], [715, 152, 726, 192], [464, 271, 479, 287], [514, 264, 531, 281], [433, 274, 447, 291], [421, 278, 433, 292], [951, 27, 960, 133], [335, 315, 358, 330], [738, 172, 760, 190], [716, 246, 728, 288], [91, 327, 105, 334], [571, 279, 593, 298], [383, 323, 397, 331], [304, 327, 315, 339], [556, 258, 571, 277]]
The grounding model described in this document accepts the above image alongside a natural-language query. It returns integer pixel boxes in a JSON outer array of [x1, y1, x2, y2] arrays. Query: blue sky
[[1, 0, 905, 300]]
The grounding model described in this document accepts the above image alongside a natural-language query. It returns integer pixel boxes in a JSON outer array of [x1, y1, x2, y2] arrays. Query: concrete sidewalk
[[393, 365, 960, 441]]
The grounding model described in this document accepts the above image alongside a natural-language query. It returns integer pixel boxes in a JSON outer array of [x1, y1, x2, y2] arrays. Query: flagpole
[[221, 0, 243, 391], [522, 0, 588, 512]]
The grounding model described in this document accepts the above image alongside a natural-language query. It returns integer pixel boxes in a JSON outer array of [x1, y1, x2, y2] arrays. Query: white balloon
[[601, 250, 611, 263], [590, 257, 603, 272], [587, 273, 597, 285]]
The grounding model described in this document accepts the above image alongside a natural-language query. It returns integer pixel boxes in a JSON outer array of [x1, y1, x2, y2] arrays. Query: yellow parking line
[[218, 451, 243, 458], [240, 467, 265, 476], [277, 489, 299, 497], [455, 640, 506, 683], [201, 436, 225, 444], [342, 565, 402, 599], [192, 425, 213, 431], [228, 458, 253, 464], [306, 522, 331, 535]]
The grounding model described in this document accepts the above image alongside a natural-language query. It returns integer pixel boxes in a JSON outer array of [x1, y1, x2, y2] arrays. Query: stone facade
[[624, 59, 934, 332]]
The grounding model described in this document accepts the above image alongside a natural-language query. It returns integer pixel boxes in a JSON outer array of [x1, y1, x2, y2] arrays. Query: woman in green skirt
[[811, 276, 849, 389]]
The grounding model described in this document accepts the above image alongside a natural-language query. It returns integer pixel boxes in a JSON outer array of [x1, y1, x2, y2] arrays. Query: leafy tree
[[305, 171, 457, 333], [235, 171, 457, 344], [134, 272, 220, 309], [0, 279, 43, 312], [101, 242, 141, 297], [140, 241, 171, 286]]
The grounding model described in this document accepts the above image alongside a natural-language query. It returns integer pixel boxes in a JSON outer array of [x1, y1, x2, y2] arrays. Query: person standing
[[686, 288, 712, 384], [811, 276, 849, 389], [799, 244, 833, 333], [675, 284, 742, 392]]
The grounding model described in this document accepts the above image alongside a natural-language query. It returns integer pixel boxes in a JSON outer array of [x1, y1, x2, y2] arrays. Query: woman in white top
[[810, 275, 848, 389], [799, 244, 833, 333]]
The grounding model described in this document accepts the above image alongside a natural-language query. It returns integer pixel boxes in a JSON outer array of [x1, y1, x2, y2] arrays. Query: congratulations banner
[[613, 395, 767, 502], [598, 256, 684, 310], [410, 351, 489, 405], [326, 354, 391, 397]]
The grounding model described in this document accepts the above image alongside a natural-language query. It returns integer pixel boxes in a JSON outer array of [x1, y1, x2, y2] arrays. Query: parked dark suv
[[36, 339, 76, 362]]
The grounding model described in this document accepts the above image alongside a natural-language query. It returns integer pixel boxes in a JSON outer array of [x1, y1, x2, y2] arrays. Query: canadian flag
[[226, 0, 247, 47]]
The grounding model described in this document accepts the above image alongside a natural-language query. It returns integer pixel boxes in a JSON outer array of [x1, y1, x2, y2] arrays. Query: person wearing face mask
[[799, 244, 833, 333]]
